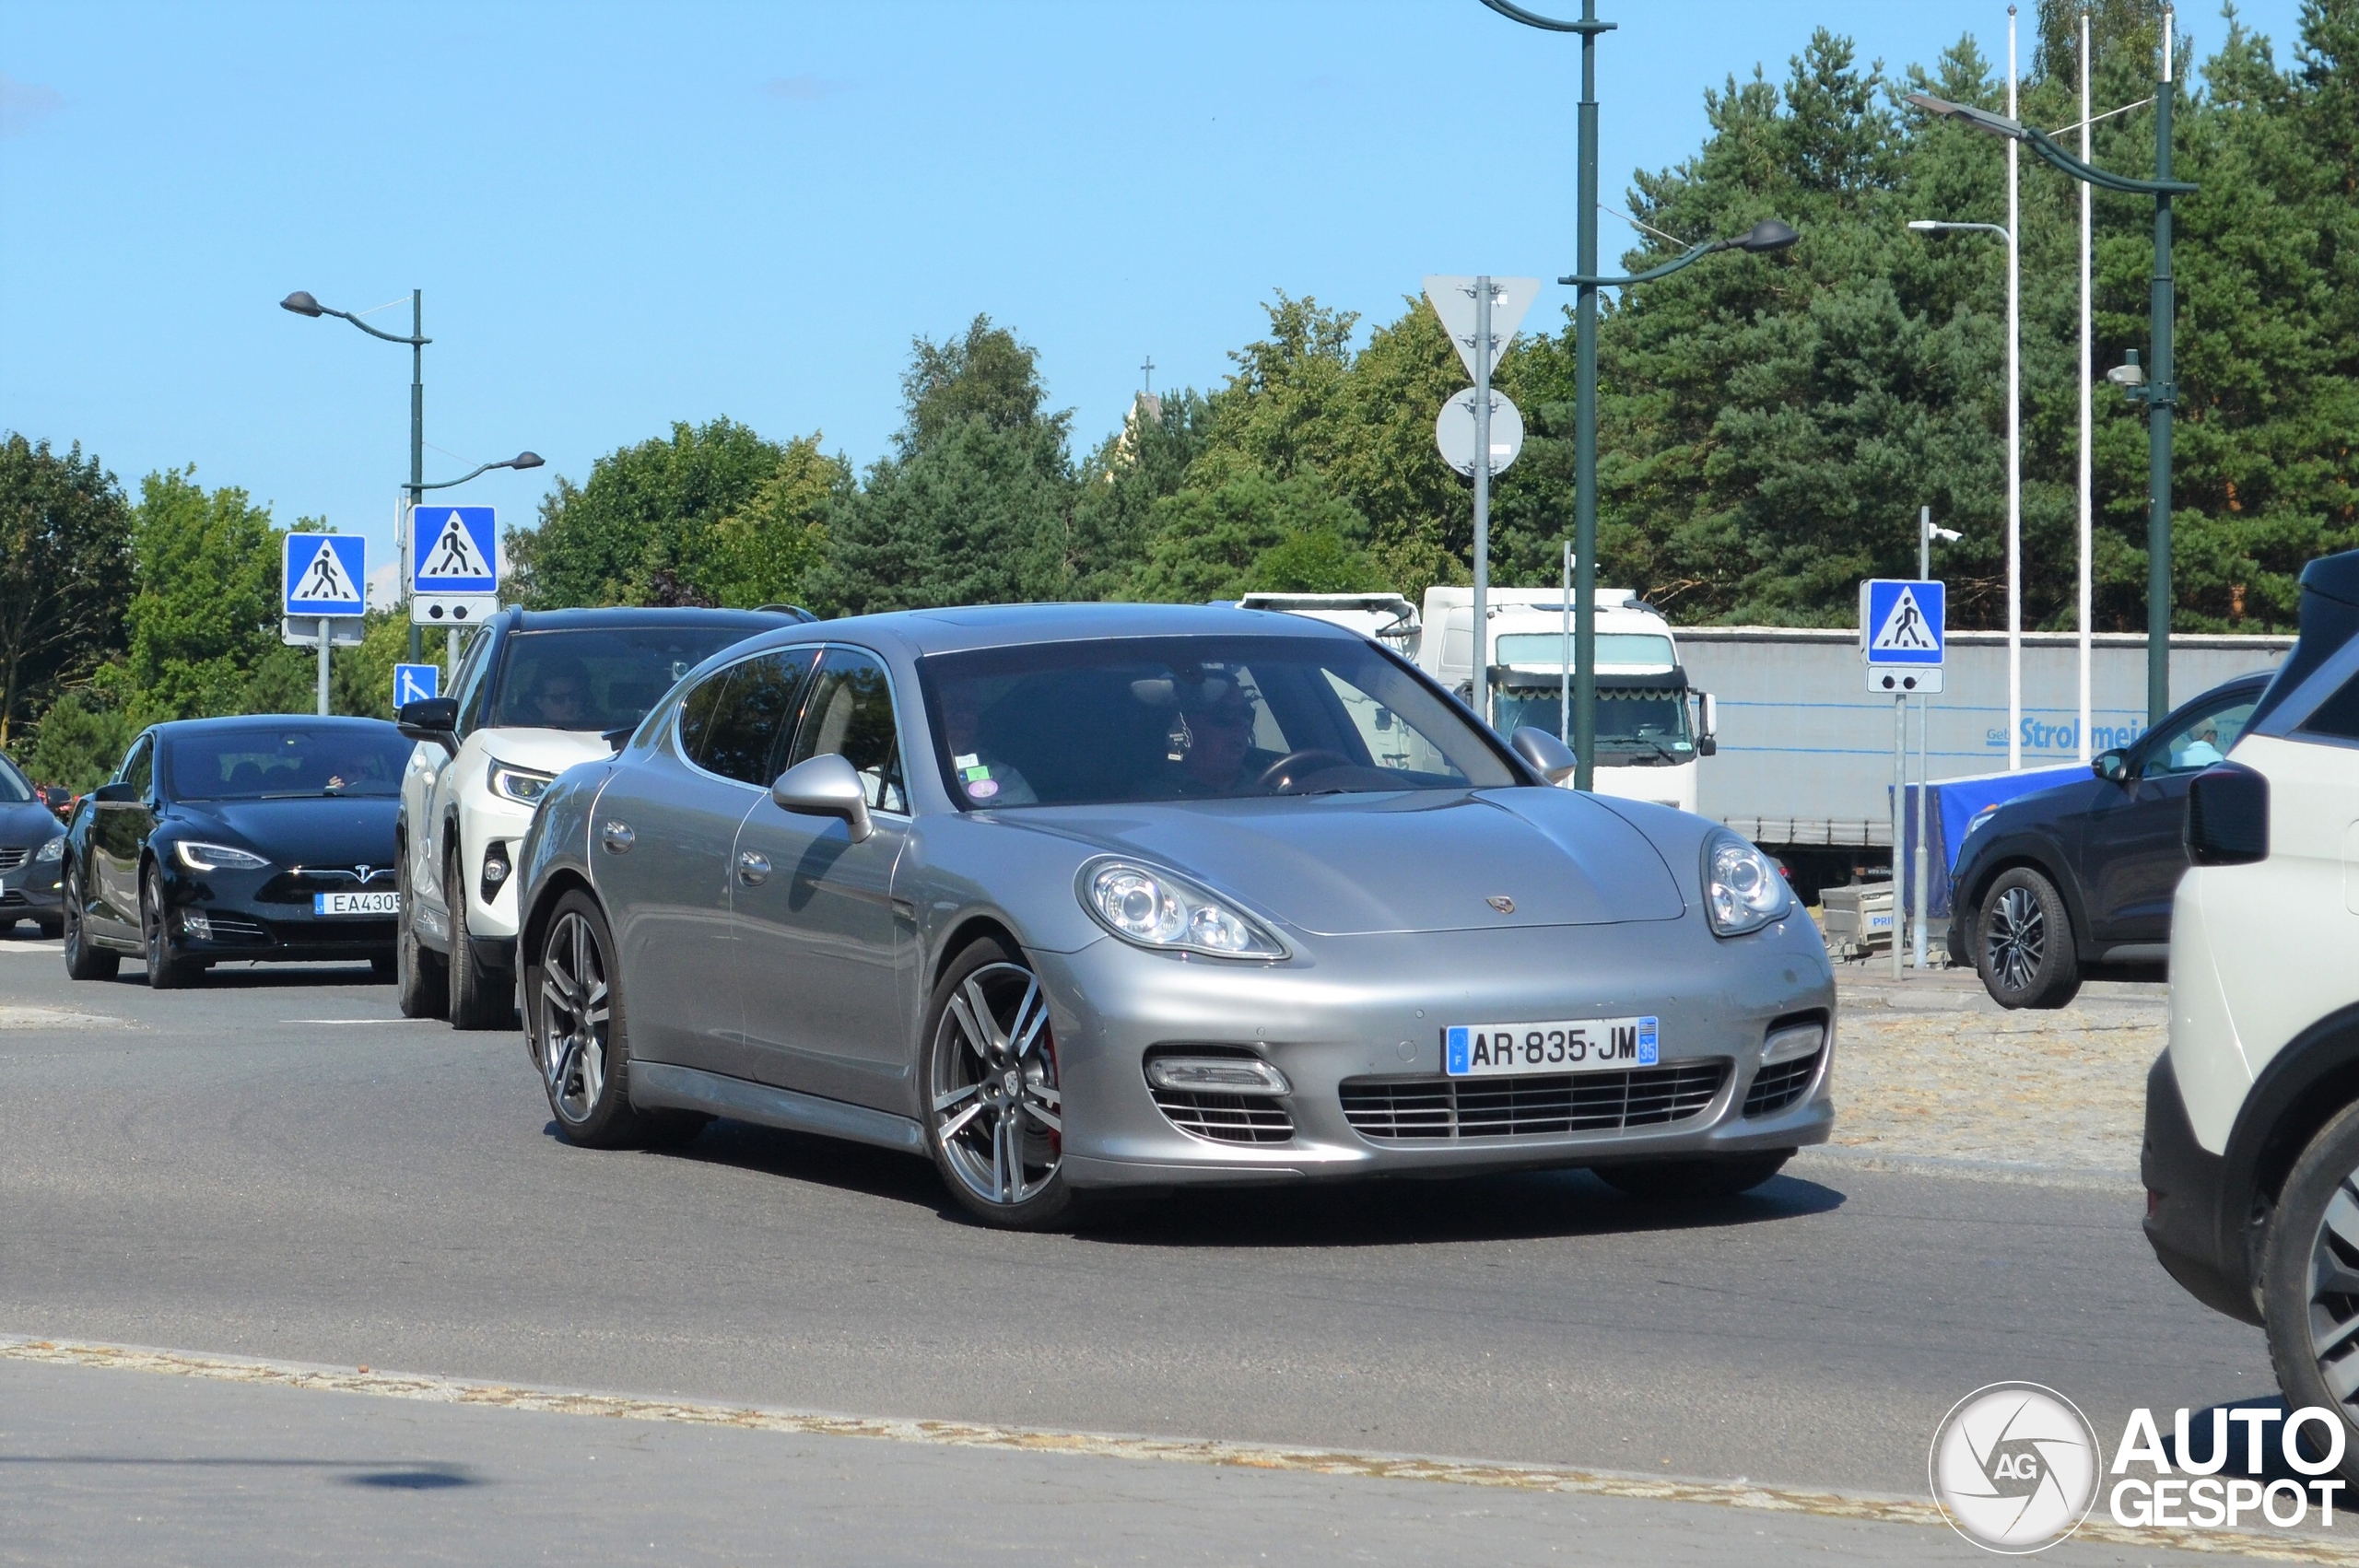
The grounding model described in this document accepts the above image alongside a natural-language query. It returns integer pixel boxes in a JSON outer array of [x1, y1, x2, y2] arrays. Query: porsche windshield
[[920, 635, 1517, 807]]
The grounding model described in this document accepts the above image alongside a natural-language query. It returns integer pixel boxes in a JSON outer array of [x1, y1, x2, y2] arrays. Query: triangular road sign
[[1869, 584, 1940, 652], [289, 536, 360, 603], [1423, 276, 1543, 382], [417, 510, 492, 580]]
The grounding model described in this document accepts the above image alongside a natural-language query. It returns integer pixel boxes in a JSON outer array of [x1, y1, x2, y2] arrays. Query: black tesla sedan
[[60, 716, 410, 988]]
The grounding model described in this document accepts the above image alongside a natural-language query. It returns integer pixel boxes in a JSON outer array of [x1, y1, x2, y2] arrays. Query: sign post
[[282, 534, 368, 716], [1860, 578, 1947, 974], [1425, 275, 1539, 729]]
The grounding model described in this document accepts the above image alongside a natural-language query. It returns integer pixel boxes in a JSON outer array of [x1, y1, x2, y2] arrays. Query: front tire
[[526, 890, 699, 1149], [61, 870, 118, 981], [1972, 867, 2081, 1010], [446, 848, 510, 1030], [1594, 1151, 1792, 1200], [2259, 1102, 2359, 1485], [921, 939, 1073, 1230], [394, 842, 446, 1018], [141, 865, 200, 989]]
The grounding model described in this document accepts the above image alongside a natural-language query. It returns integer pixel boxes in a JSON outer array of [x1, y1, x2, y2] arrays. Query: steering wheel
[[1254, 748, 1356, 792]]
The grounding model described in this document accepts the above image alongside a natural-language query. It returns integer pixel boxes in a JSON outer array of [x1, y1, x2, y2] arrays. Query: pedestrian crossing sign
[[1860, 579, 1945, 666], [282, 533, 368, 617], [409, 506, 499, 596]]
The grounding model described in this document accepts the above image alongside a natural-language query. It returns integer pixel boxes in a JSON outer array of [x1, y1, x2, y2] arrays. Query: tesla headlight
[[175, 840, 270, 872], [1080, 860, 1286, 960], [35, 837, 65, 862], [1701, 830, 1790, 937], [487, 758, 557, 805]]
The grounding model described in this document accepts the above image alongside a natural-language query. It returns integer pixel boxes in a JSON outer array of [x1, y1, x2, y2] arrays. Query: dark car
[[0, 752, 68, 936], [1945, 671, 2272, 1009], [60, 715, 412, 988]]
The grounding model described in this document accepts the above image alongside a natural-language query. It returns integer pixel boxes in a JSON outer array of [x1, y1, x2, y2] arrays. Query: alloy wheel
[[2306, 1176, 2359, 1423], [1985, 885, 2045, 992], [537, 909, 611, 1122], [931, 962, 1062, 1208]]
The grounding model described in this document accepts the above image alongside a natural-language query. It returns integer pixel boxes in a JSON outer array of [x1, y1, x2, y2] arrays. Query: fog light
[[480, 842, 511, 903], [181, 912, 215, 941], [1762, 1023, 1825, 1065], [1146, 1056, 1290, 1096]]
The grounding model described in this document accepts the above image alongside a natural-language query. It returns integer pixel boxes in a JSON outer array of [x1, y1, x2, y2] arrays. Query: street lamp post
[[1907, 218, 2022, 769], [1482, 0, 1796, 790], [1906, 3, 2194, 729]]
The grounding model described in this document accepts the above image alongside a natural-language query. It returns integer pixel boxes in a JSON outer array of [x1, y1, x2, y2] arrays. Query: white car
[[2142, 549, 2359, 1469], [394, 606, 803, 1026]]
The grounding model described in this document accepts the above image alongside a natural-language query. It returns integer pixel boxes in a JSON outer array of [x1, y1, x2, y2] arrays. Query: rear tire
[[525, 890, 699, 1149], [61, 870, 117, 981], [2259, 1101, 2359, 1485], [446, 848, 510, 1031], [141, 866, 201, 989], [394, 843, 446, 1018], [1972, 866, 2082, 1010], [1594, 1151, 1792, 1200]]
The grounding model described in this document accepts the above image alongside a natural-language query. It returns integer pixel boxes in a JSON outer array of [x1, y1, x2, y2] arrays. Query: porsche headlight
[[487, 758, 557, 805], [1080, 860, 1286, 960], [175, 840, 270, 872], [35, 837, 65, 862], [1701, 831, 1790, 937]]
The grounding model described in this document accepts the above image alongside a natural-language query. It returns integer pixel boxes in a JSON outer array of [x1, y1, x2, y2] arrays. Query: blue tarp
[[1893, 763, 2088, 919]]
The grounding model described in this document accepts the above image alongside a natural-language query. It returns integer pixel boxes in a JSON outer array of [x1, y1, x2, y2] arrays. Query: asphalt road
[[0, 927, 2319, 1561]]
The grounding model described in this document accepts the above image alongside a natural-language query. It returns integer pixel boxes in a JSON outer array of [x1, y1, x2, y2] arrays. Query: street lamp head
[[507, 451, 545, 471], [1906, 219, 1944, 231], [1731, 218, 1799, 254], [279, 290, 324, 318], [1904, 90, 2029, 142]]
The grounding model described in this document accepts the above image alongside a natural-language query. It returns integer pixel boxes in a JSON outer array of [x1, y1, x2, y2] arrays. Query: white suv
[[395, 606, 801, 1026], [2143, 549, 2359, 1470]]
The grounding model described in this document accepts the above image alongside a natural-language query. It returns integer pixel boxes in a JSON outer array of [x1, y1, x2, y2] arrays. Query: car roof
[[150, 714, 401, 735], [775, 602, 1359, 659], [510, 606, 795, 633]]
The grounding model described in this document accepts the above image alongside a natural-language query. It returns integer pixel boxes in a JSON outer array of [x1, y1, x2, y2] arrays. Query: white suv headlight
[[175, 840, 270, 872], [1079, 860, 1286, 960], [487, 758, 557, 805], [1701, 830, 1790, 937]]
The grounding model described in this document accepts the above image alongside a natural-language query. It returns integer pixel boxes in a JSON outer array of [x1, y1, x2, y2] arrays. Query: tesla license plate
[[313, 892, 398, 916], [1444, 1016, 1659, 1077]]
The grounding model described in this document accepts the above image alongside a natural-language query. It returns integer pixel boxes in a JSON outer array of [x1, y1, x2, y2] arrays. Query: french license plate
[[1444, 1016, 1659, 1077], [313, 891, 398, 916]]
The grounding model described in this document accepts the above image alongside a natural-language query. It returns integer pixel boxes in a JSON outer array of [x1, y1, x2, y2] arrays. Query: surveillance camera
[[2106, 363, 2147, 388]]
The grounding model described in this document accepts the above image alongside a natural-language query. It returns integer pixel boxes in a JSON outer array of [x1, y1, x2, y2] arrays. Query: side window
[[452, 629, 499, 734], [2297, 671, 2359, 743], [788, 647, 906, 813], [120, 736, 155, 798], [682, 649, 817, 786], [2142, 696, 2259, 778]]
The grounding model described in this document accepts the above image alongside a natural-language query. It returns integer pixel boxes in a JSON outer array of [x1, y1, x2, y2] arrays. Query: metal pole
[[1560, 538, 1571, 745], [1914, 695, 1930, 968], [316, 617, 331, 717], [1920, 504, 1931, 579], [2147, 8, 2176, 729], [2006, 6, 2023, 771], [408, 288, 425, 664], [2078, 10, 2095, 763], [1892, 694, 1906, 979], [1572, 0, 1601, 791], [1473, 275, 1493, 728]]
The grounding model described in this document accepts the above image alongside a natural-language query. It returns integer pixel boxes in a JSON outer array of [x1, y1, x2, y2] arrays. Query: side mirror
[[1508, 725, 1579, 786], [1695, 691, 1719, 757], [2093, 749, 2130, 785], [91, 781, 138, 804], [769, 753, 874, 843], [397, 696, 462, 757]]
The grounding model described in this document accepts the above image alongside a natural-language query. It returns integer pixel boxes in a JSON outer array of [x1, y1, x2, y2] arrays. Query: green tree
[[122, 468, 286, 720], [1130, 467, 1374, 603], [0, 434, 132, 746], [1068, 391, 1210, 601], [702, 435, 849, 610]]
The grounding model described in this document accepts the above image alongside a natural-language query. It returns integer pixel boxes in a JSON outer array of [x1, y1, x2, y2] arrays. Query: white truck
[[1237, 588, 1713, 813]]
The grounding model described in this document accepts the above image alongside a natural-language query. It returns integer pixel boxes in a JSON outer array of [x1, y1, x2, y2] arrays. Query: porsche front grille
[[1150, 1088, 1295, 1145], [1743, 1050, 1822, 1117], [1340, 1061, 1730, 1141]]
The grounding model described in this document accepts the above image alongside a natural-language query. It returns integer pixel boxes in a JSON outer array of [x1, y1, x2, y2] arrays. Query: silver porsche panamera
[[511, 603, 1835, 1228]]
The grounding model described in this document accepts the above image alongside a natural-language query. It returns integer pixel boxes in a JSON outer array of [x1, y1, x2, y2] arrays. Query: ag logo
[[1929, 1382, 2102, 1553]]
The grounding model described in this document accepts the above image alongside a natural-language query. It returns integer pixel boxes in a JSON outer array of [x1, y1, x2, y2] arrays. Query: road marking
[[277, 1018, 432, 1025], [0, 1006, 131, 1030], [1, 1336, 2347, 1562], [0, 943, 65, 955]]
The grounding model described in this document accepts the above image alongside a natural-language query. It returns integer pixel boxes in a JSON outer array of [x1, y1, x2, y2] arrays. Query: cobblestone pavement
[[1805, 960, 2167, 1188]]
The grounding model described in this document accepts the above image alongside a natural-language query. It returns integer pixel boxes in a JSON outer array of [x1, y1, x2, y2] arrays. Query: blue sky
[[0, 0, 2311, 595]]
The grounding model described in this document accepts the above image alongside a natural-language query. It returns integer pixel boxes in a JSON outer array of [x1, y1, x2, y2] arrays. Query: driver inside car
[[1165, 677, 1264, 795]]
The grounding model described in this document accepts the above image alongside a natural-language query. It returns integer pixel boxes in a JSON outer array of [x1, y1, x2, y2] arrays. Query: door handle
[[600, 822, 635, 853], [736, 850, 771, 886]]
